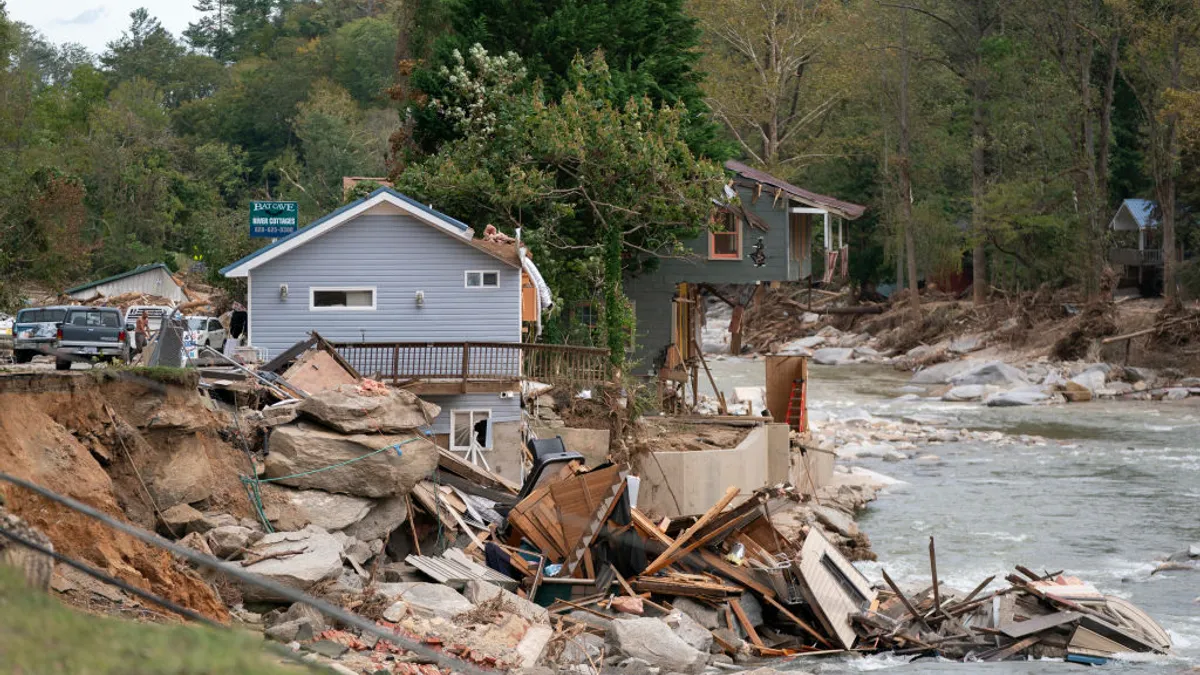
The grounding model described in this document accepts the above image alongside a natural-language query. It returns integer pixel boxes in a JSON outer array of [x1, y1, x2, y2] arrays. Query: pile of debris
[[857, 549, 1173, 664]]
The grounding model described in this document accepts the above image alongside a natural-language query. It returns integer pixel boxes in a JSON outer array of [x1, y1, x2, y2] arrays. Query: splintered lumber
[[643, 486, 739, 575], [730, 598, 765, 647], [761, 595, 834, 648], [984, 636, 1041, 661], [553, 465, 627, 576], [999, 611, 1082, 639], [929, 537, 941, 611], [631, 509, 674, 546], [632, 575, 742, 601], [692, 549, 777, 598], [881, 569, 928, 629], [438, 448, 520, 494]]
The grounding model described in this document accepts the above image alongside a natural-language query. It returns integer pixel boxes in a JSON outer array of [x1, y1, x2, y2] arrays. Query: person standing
[[135, 310, 149, 354]]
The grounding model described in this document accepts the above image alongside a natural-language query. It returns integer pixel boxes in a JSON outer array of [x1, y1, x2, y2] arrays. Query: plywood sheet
[[765, 355, 807, 426], [281, 348, 359, 394]]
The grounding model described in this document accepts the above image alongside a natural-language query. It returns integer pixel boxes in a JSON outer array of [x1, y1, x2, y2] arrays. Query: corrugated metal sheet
[[406, 551, 517, 590]]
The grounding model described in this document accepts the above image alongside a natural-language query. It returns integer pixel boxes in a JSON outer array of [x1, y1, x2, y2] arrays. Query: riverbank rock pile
[[220, 383, 442, 598], [905, 357, 1200, 407]]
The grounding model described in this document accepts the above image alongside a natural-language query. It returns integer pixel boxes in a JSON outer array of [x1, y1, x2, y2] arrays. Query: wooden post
[[391, 344, 400, 383], [729, 304, 744, 355], [461, 342, 470, 393]]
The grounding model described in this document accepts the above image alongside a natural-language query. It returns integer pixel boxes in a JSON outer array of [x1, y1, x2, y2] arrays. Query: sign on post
[[249, 201, 299, 238]]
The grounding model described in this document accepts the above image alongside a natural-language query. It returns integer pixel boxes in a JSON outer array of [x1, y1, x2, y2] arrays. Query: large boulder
[[1069, 369, 1107, 393], [206, 525, 254, 558], [341, 495, 408, 542], [372, 582, 474, 619], [261, 485, 373, 532], [910, 359, 977, 385], [812, 348, 855, 366], [984, 390, 1052, 407], [266, 422, 439, 498], [607, 617, 707, 674], [237, 525, 345, 602], [950, 361, 1029, 387], [148, 447, 214, 508], [942, 385, 990, 402], [298, 384, 440, 434], [663, 609, 712, 653], [464, 579, 549, 624]]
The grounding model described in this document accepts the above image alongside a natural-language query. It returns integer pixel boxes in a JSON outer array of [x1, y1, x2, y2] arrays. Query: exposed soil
[[0, 371, 252, 622], [632, 420, 751, 454]]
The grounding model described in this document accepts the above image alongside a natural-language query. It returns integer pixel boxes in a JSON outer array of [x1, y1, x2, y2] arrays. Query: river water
[[702, 355, 1200, 673]]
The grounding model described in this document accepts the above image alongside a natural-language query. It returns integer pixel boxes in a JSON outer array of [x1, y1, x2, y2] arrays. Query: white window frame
[[465, 270, 500, 288], [308, 286, 377, 311], [450, 410, 493, 451]]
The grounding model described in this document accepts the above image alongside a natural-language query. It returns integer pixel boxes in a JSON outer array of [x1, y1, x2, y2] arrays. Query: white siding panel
[[248, 214, 521, 357]]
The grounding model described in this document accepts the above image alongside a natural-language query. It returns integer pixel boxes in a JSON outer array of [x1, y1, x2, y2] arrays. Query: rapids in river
[[703, 355, 1200, 673]]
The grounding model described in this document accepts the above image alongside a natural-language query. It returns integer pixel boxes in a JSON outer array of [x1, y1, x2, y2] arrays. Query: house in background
[[1108, 199, 1172, 293], [221, 187, 606, 481], [64, 263, 187, 303], [625, 160, 866, 380]]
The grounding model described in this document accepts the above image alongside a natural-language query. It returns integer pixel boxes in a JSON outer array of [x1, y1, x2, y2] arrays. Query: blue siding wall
[[624, 186, 806, 372], [422, 393, 521, 435], [248, 213, 520, 357]]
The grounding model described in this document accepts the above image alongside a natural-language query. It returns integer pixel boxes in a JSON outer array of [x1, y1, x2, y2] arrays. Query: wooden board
[[796, 528, 876, 650], [999, 611, 1081, 639], [643, 486, 739, 575]]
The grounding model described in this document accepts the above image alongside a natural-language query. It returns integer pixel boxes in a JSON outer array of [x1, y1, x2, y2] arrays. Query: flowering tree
[[399, 49, 723, 365]]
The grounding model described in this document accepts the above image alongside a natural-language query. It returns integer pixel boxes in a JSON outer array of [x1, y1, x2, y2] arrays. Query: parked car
[[123, 305, 174, 349], [185, 316, 226, 353], [12, 306, 70, 363], [55, 306, 129, 370]]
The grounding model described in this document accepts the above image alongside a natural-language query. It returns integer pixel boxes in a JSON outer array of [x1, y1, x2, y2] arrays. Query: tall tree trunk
[[1078, 35, 1104, 301], [971, 81, 987, 304], [899, 9, 920, 316], [1161, 32, 1182, 307]]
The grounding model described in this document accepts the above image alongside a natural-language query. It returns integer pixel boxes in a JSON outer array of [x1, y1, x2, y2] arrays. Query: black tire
[[13, 350, 33, 364], [55, 359, 72, 371]]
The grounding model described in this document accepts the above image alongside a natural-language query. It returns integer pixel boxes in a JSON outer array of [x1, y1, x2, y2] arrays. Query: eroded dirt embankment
[[0, 371, 252, 621]]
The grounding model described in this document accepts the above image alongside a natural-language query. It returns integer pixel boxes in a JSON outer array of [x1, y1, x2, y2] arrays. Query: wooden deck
[[330, 341, 611, 392], [1109, 248, 1163, 266]]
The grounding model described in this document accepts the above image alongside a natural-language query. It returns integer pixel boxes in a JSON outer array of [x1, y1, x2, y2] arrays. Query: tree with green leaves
[[409, 0, 726, 158], [400, 49, 724, 362]]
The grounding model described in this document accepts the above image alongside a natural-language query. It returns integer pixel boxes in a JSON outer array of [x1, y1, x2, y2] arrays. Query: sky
[[6, 1, 201, 54]]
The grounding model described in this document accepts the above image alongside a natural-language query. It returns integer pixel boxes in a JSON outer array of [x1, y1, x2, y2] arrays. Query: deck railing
[[1109, 248, 1164, 266], [330, 341, 611, 386]]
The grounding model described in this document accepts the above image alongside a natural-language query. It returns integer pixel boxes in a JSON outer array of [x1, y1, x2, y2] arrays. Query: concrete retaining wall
[[635, 425, 769, 517]]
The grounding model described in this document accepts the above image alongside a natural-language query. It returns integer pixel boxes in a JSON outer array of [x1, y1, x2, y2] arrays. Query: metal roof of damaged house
[[64, 263, 177, 294], [724, 160, 867, 220]]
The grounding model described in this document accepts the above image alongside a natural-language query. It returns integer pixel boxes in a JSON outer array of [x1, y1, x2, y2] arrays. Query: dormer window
[[709, 211, 742, 260]]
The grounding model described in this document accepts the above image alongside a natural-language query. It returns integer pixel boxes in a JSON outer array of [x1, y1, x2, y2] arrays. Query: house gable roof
[[1110, 198, 1159, 231], [724, 160, 867, 220], [64, 263, 176, 295], [220, 187, 492, 278]]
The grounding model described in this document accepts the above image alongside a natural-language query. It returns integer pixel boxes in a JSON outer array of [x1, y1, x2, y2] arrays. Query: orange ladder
[[784, 378, 807, 433]]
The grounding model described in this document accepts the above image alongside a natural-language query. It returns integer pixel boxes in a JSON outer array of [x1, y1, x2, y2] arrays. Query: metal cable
[[0, 472, 490, 675]]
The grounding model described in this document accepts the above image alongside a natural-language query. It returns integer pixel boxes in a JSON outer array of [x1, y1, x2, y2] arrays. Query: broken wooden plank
[[731, 597, 765, 647], [643, 486, 739, 575], [999, 611, 1082, 639], [983, 636, 1041, 661], [761, 594, 834, 649]]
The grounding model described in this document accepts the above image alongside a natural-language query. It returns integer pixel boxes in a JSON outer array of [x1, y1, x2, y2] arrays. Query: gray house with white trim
[[221, 187, 535, 480]]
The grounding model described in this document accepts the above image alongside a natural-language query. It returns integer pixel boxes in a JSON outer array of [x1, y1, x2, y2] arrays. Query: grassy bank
[[0, 567, 299, 674]]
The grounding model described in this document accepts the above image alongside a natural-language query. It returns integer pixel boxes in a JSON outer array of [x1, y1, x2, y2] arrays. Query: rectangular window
[[451, 410, 492, 451], [710, 211, 741, 260], [465, 271, 500, 288], [309, 287, 376, 311], [67, 310, 120, 328]]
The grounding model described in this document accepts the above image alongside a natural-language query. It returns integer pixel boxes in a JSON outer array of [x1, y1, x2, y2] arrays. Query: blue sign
[[250, 201, 298, 238]]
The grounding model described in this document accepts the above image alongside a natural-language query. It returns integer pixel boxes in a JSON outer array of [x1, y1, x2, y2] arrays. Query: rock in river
[[950, 361, 1029, 387], [812, 347, 856, 365]]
